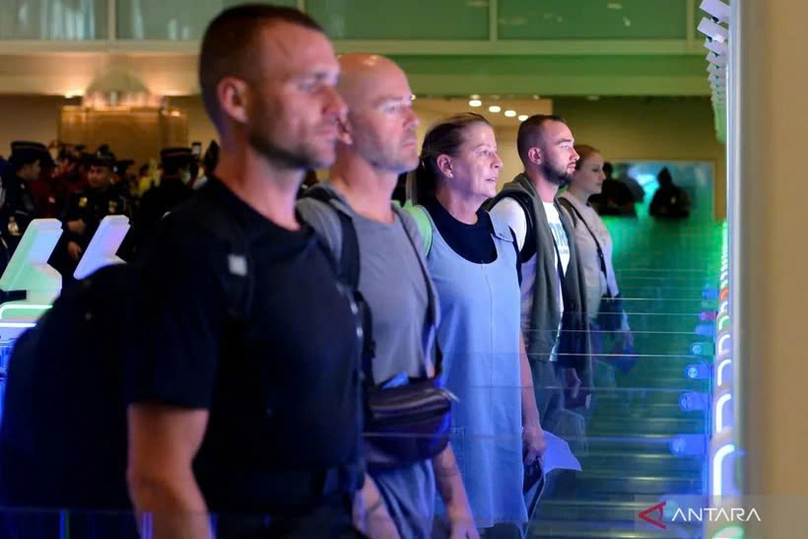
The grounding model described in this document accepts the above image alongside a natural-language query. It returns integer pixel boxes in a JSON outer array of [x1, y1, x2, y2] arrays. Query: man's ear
[[528, 147, 543, 166], [217, 77, 251, 125], [436, 154, 453, 179], [337, 115, 353, 146]]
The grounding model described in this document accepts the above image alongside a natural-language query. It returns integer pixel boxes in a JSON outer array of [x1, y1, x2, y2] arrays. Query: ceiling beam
[[0, 38, 706, 57]]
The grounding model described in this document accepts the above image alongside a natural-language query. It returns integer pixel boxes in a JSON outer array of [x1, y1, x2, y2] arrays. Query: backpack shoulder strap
[[299, 186, 360, 289], [189, 197, 254, 321], [500, 190, 536, 263], [401, 201, 433, 255]]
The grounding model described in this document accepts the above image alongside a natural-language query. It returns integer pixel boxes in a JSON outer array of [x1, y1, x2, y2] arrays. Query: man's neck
[[215, 144, 302, 231], [525, 168, 559, 203], [329, 154, 396, 224]]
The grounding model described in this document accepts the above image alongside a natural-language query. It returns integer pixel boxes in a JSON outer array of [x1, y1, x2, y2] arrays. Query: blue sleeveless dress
[[422, 207, 527, 528]]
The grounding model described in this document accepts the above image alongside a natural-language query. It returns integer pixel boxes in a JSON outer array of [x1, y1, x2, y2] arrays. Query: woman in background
[[558, 145, 633, 374]]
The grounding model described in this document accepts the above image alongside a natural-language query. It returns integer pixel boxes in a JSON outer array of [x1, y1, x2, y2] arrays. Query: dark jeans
[[215, 495, 363, 539], [532, 360, 564, 434]]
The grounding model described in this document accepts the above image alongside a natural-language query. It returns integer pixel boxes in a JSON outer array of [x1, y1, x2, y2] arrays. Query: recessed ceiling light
[[488, 105, 501, 113], [607, 2, 623, 10], [504, 110, 517, 117], [411, 94, 416, 101], [518, 114, 529, 122], [470, 94, 480, 99], [469, 99, 482, 107]]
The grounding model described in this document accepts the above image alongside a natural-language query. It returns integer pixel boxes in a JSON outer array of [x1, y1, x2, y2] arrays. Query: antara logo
[[638, 501, 762, 529], [638, 501, 667, 529]]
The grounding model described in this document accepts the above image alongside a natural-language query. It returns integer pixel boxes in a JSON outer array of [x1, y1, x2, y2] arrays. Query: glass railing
[[1, 0, 700, 43], [0, 0, 107, 40]]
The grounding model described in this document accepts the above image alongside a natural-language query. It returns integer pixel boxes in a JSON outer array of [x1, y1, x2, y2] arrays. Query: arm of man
[[352, 473, 400, 539], [123, 217, 226, 537], [520, 332, 546, 464], [127, 403, 211, 539], [433, 445, 479, 539]]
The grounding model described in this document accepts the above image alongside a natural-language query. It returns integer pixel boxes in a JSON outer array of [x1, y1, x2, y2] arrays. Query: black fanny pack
[[357, 293, 453, 470], [363, 370, 454, 470]]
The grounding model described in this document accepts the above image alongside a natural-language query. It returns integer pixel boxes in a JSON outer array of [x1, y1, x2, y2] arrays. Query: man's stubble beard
[[542, 160, 573, 187]]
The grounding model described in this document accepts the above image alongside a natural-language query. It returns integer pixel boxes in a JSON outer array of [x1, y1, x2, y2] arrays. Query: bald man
[[297, 54, 477, 539]]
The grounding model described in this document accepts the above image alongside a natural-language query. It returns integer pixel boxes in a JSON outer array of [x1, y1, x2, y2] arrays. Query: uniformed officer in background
[[57, 153, 131, 276], [136, 147, 194, 248], [0, 141, 50, 255]]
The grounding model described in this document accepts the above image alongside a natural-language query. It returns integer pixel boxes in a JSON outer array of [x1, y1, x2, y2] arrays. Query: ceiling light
[[469, 99, 482, 107], [504, 110, 517, 117], [606, 2, 623, 9], [470, 94, 480, 99], [518, 114, 529, 122], [488, 105, 501, 113], [411, 94, 416, 101], [587, 95, 601, 101]]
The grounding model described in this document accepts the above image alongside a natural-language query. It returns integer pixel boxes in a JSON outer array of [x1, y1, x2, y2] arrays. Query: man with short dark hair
[[125, 5, 363, 538], [488, 115, 592, 446]]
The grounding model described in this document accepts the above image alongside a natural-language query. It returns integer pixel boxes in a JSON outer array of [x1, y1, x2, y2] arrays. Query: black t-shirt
[[423, 197, 521, 282], [125, 179, 363, 514]]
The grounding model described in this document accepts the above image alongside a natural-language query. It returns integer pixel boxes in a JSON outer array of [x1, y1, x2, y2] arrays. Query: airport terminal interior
[[0, 1, 804, 538]]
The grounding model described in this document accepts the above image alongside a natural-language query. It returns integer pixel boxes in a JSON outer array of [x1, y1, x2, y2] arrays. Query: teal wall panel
[[0, 0, 107, 39], [117, 0, 297, 40], [306, 0, 489, 40], [498, 0, 688, 40]]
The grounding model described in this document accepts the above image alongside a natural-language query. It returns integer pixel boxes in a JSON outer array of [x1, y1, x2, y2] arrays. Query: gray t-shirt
[[297, 186, 436, 538]]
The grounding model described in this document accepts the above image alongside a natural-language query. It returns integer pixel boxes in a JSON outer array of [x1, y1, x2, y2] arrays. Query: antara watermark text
[[639, 501, 761, 530]]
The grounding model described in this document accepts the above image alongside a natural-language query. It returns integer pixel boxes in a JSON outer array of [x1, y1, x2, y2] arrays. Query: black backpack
[[486, 190, 538, 263], [0, 198, 253, 511]]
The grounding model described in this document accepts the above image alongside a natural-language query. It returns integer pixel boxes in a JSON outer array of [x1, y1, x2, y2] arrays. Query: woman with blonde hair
[[558, 145, 633, 371]]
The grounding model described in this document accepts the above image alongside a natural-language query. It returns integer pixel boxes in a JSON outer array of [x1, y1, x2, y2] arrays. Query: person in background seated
[[589, 162, 636, 217], [649, 166, 691, 219], [613, 163, 645, 203], [407, 113, 545, 535]]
